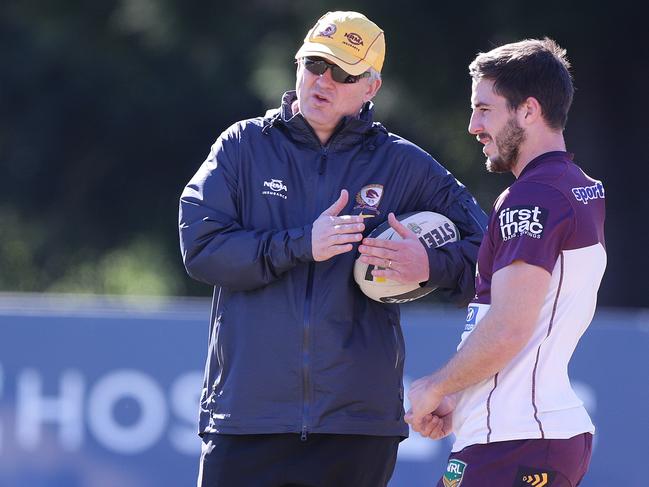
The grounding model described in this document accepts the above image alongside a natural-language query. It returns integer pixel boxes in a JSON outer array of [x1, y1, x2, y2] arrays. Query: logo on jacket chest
[[353, 184, 384, 214], [262, 178, 288, 200]]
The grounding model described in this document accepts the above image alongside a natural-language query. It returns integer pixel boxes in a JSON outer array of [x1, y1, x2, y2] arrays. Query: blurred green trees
[[0, 1, 646, 305]]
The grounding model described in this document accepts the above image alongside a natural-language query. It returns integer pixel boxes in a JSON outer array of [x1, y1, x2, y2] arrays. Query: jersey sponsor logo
[[262, 179, 288, 200], [442, 459, 467, 487], [571, 181, 605, 205], [513, 466, 556, 486], [464, 305, 479, 332], [353, 184, 384, 214], [498, 205, 548, 241]]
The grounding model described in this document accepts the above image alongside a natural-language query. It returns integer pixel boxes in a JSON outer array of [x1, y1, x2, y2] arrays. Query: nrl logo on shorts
[[353, 184, 383, 214], [442, 459, 466, 487]]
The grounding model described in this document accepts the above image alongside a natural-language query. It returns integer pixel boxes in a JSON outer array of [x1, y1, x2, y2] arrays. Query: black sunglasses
[[302, 57, 371, 84]]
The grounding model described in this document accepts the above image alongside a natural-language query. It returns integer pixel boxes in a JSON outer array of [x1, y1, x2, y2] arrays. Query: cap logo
[[316, 23, 337, 38], [344, 32, 364, 46]]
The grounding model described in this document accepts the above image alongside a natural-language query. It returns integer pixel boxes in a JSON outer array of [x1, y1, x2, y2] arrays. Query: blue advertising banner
[[0, 294, 647, 486]]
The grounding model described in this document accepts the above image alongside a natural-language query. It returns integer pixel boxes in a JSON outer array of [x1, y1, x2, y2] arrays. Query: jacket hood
[[263, 90, 388, 152]]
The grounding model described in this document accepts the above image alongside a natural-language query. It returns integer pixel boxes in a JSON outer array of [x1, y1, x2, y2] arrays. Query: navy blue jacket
[[179, 91, 487, 438]]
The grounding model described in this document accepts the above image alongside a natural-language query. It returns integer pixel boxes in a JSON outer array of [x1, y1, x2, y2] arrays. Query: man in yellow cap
[[292, 11, 386, 147], [180, 11, 486, 486]]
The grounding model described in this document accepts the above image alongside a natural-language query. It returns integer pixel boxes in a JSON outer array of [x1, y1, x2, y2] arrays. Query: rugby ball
[[354, 211, 459, 303]]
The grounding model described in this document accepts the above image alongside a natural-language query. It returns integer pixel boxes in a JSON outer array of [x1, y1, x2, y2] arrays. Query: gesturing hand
[[312, 190, 366, 262], [358, 212, 429, 283]]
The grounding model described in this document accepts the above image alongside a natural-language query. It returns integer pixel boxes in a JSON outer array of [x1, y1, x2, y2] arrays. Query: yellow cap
[[295, 11, 385, 76]]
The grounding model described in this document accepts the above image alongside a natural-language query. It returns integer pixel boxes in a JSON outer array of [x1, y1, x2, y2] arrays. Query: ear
[[519, 96, 542, 125], [364, 78, 382, 102]]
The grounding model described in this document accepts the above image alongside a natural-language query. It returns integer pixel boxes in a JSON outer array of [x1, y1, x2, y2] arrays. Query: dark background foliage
[[1, 1, 646, 306]]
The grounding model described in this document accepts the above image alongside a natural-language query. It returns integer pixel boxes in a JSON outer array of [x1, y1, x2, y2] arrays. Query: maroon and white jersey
[[452, 151, 606, 452]]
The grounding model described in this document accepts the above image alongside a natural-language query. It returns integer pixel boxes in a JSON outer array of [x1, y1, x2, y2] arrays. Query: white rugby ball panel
[[354, 211, 459, 303]]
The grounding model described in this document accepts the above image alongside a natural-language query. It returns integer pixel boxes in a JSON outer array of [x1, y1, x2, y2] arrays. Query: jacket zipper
[[301, 262, 315, 441], [300, 133, 340, 441], [317, 152, 328, 174]]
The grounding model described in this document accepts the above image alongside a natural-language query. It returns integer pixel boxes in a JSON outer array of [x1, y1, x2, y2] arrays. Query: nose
[[315, 67, 335, 86], [468, 111, 482, 135]]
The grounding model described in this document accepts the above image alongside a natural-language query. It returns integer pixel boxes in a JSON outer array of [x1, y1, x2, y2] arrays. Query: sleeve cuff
[[288, 224, 314, 262]]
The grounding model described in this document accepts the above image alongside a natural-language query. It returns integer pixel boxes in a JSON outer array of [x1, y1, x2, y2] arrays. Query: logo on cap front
[[344, 32, 364, 46], [316, 23, 337, 38]]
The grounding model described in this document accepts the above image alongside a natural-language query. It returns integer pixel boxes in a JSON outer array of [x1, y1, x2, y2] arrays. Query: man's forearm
[[425, 261, 551, 398], [426, 308, 534, 397]]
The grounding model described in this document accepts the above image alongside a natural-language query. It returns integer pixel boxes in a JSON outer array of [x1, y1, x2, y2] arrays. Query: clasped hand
[[405, 377, 456, 439]]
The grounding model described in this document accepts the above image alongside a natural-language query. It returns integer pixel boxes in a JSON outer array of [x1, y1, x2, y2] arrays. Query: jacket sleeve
[[178, 128, 313, 291], [418, 158, 488, 306]]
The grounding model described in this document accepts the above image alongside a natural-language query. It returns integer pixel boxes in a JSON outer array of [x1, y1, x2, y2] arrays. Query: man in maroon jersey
[[406, 39, 605, 487]]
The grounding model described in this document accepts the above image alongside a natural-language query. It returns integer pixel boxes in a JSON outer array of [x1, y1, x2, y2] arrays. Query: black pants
[[197, 433, 401, 487]]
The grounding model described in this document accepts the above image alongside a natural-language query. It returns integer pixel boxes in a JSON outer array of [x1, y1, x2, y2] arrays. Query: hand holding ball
[[354, 212, 459, 303]]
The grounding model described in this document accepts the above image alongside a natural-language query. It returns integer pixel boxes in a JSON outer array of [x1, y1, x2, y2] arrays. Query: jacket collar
[[269, 91, 385, 152]]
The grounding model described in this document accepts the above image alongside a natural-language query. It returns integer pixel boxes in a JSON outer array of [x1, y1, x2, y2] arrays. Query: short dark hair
[[469, 38, 574, 130]]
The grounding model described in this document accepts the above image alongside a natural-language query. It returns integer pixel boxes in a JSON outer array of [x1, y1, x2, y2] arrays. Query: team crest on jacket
[[442, 459, 467, 487], [353, 184, 384, 213]]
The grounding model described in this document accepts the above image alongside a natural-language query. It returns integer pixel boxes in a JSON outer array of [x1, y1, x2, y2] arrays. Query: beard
[[485, 117, 526, 173]]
